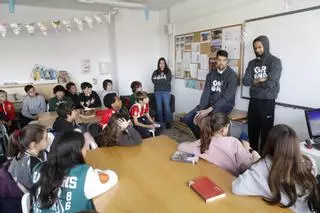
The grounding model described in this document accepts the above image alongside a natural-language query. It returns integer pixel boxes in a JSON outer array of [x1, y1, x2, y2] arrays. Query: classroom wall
[[0, 5, 165, 96], [168, 0, 320, 139], [114, 9, 167, 95], [0, 5, 115, 92]]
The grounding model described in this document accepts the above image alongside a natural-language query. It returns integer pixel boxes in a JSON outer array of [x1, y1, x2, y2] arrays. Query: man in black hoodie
[[243, 35, 282, 153], [181, 50, 238, 139]]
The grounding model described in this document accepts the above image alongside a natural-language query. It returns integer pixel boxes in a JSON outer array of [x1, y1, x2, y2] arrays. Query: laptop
[[305, 108, 320, 146]]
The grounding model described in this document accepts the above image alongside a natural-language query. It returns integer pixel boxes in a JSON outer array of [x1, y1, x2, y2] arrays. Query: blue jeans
[[154, 91, 173, 124], [181, 104, 233, 139]]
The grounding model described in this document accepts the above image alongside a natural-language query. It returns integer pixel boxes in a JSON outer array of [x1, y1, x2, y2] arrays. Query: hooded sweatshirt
[[243, 35, 282, 99], [21, 95, 46, 119], [151, 69, 172, 92], [199, 66, 238, 110]]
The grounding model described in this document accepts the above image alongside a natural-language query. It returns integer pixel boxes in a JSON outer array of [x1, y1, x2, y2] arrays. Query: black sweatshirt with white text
[[243, 35, 282, 100], [199, 66, 238, 110], [151, 70, 172, 92]]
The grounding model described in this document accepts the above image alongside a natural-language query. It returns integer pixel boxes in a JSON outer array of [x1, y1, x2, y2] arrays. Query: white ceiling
[[0, 0, 186, 11]]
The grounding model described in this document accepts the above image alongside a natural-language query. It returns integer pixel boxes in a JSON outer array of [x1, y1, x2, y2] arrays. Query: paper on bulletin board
[[190, 64, 198, 79], [182, 52, 191, 69], [198, 69, 209, 81], [191, 42, 201, 63], [200, 31, 211, 42], [200, 54, 209, 70], [176, 48, 183, 63], [185, 79, 197, 89], [222, 26, 241, 59]]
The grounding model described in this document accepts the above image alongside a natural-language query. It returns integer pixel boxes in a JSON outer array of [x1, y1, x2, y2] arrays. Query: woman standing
[[151, 57, 173, 129]]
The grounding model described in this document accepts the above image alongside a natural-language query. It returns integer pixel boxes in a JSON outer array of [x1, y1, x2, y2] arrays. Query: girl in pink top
[[178, 112, 260, 176]]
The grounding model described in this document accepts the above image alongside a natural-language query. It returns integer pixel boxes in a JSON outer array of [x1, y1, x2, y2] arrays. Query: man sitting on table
[[181, 50, 238, 139]]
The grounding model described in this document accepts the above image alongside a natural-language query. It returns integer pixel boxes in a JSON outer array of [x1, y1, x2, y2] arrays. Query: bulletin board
[[175, 24, 243, 90]]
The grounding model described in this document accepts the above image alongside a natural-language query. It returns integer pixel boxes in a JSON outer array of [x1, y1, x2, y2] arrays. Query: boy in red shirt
[[0, 90, 16, 124], [99, 93, 128, 128], [129, 91, 163, 138]]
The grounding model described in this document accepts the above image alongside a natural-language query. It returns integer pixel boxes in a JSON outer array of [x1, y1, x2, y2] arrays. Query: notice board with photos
[[175, 24, 243, 90]]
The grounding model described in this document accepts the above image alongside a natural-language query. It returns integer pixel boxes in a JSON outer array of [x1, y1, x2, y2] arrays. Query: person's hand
[[86, 100, 91, 106], [242, 140, 251, 151], [90, 98, 95, 104], [117, 118, 129, 131], [80, 101, 84, 106], [259, 77, 267, 82], [147, 124, 156, 129], [251, 151, 261, 162], [253, 78, 260, 84], [34, 115, 39, 120], [194, 108, 212, 123]]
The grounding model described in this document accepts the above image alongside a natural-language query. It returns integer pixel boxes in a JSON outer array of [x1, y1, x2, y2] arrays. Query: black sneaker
[[166, 123, 172, 129]]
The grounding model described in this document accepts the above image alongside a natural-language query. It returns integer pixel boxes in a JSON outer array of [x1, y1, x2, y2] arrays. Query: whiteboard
[[241, 7, 320, 108]]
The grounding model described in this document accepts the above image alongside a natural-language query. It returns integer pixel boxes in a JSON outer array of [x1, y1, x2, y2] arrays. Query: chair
[[21, 193, 31, 213]]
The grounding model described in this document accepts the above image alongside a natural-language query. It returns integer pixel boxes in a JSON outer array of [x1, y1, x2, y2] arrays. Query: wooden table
[[38, 110, 101, 129], [85, 136, 291, 213]]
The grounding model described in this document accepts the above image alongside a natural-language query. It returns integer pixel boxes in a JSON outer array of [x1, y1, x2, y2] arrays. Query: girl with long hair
[[178, 112, 260, 176], [98, 113, 142, 147], [232, 124, 320, 213], [151, 57, 173, 129], [32, 131, 118, 212], [7, 124, 48, 193]]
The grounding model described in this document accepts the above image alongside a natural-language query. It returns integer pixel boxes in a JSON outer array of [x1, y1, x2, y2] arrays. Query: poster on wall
[[222, 26, 241, 59], [80, 59, 91, 73], [200, 31, 211, 42]]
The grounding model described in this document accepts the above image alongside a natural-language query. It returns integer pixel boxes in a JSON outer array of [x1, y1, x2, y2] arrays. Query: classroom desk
[[85, 136, 291, 213], [38, 110, 101, 129]]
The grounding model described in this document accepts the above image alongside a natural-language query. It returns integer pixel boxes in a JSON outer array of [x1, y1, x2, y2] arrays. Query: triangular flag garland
[[0, 10, 117, 38]]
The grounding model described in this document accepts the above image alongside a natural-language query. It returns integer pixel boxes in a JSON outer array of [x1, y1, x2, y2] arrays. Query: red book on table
[[188, 176, 226, 203]]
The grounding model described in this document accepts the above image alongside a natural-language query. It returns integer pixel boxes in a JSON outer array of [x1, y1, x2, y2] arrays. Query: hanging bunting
[[26, 23, 36, 35], [10, 23, 22, 36], [103, 12, 111, 24], [144, 6, 149, 21], [0, 23, 7, 38], [62, 20, 72, 33], [37, 22, 48, 36], [0, 9, 118, 38], [51, 20, 61, 33], [74, 17, 84, 31], [9, 0, 15, 14], [84, 16, 93, 29], [94, 15, 103, 24]]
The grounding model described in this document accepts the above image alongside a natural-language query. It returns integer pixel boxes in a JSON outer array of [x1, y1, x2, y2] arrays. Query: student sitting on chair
[[79, 82, 101, 108], [48, 85, 73, 112], [100, 79, 118, 105], [99, 93, 129, 128], [97, 113, 142, 147], [0, 90, 16, 131], [20, 85, 46, 128], [232, 124, 320, 213], [178, 112, 260, 176], [52, 103, 97, 150], [65, 82, 82, 109], [7, 124, 48, 193], [31, 131, 118, 212], [52, 103, 79, 132], [129, 91, 163, 138], [129, 81, 142, 106]]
